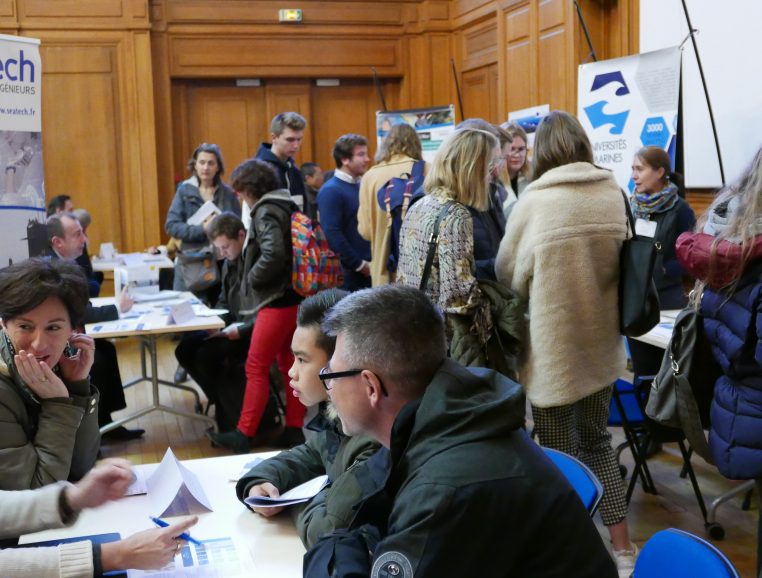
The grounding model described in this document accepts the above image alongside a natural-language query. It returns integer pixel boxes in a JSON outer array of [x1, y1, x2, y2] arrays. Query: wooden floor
[[101, 336, 758, 577]]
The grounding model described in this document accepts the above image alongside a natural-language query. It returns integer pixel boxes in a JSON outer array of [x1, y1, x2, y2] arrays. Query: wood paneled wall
[[5, 0, 644, 250], [2, 0, 161, 253], [451, 0, 639, 124], [151, 0, 454, 241]]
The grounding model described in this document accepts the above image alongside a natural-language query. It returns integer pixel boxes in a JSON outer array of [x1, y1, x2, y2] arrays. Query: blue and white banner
[[0, 34, 44, 266], [578, 47, 681, 192], [376, 105, 455, 164]]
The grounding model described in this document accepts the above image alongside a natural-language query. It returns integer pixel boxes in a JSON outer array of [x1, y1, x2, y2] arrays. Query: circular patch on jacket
[[372, 551, 413, 578]]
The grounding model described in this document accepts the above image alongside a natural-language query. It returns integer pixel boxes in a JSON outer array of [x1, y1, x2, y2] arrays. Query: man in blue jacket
[[317, 134, 372, 292], [304, 285, 617, 578]]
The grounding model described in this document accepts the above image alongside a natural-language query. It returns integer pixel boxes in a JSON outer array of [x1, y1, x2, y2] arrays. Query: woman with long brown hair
[[497, 111, 637, 577]]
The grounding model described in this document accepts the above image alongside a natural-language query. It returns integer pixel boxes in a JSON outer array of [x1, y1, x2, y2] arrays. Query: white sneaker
[[612, 542, 638, 578]]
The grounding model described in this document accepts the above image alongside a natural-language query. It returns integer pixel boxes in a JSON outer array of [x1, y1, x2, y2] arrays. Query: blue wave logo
[[584, 71, 630, 135]]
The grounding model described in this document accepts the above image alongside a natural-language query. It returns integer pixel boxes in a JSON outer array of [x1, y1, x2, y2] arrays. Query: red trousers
[[238, 304, 305, 436]]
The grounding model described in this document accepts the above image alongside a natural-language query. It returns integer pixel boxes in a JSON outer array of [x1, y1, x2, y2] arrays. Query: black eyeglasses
[[319, 366, 389, 397]]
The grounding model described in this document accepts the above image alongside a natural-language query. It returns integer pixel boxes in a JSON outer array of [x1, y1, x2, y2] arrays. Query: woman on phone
[[0, 258, 100, 490]]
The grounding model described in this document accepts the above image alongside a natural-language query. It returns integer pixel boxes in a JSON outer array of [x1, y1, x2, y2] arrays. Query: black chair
[[609, 377, 723, 540]]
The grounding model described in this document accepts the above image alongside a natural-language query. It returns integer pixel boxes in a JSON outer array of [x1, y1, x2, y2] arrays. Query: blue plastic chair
[[633, 528, 740, 577], [542, 447, 604, 516]]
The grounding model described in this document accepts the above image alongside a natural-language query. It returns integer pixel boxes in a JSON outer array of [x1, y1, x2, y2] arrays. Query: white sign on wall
[[0, 34, 44, 266], [578, 47, 682, 192]]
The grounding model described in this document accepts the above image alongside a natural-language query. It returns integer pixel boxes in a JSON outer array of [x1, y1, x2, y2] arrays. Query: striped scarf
[[630, 183, 679, 219]]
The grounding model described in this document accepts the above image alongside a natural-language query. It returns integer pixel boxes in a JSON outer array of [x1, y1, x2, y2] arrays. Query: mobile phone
[[63, 342, 79, 359]]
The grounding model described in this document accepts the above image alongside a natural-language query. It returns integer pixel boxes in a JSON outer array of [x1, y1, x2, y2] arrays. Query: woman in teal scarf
[[628, 146, 696, 375]]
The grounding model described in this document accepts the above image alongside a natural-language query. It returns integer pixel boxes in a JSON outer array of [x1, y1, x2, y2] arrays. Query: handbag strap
[[420, 201, 455, 291], [620, 189, 638, 239]]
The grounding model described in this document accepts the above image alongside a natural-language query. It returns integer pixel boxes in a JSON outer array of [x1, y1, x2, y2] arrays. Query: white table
[[19, 453, 304, 577], [92, 252, 174, 272], [86, 294, 224, 434], [629, 309, 755, 529], [630, 309, 680, 348]]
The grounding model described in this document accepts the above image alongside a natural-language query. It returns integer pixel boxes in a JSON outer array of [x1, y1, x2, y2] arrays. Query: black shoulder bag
[[619, 190, 661, 336]]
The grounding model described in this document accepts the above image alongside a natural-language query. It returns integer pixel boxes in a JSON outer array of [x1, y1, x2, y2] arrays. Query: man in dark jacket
[[174, 212, 254, 433], [254, 112, 307, 206], [47, 213, 144, 441], [304, 285, 617, 578]]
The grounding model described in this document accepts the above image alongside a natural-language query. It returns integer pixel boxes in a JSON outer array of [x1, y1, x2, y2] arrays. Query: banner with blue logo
[[0, 34, 44, 266], [578, 47, 681, 192]]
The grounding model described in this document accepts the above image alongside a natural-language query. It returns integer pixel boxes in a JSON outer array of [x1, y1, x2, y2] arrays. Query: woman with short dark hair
[[208, 159, 305, 453], [164, 143, 240, 293], [0, 258, 100, 490]]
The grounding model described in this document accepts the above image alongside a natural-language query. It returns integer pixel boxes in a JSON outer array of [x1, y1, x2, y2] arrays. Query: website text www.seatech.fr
[[0, 106, 35, 116]]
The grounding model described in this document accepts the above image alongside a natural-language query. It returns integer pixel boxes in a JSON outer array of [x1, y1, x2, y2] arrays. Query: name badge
[[635, 218, 658, 238]]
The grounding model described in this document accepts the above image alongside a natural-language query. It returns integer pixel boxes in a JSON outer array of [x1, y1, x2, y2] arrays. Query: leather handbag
[[177, 245, 220, 292], [645, 305, 721, 463], [619, 190, 661, 336]]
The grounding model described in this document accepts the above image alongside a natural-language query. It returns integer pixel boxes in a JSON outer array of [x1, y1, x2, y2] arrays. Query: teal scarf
[[630, 183, 679, 219]]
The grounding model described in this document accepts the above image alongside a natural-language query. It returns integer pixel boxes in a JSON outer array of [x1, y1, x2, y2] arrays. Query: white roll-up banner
[[0, 34, 43, 266], [578, 47, 682, 192]]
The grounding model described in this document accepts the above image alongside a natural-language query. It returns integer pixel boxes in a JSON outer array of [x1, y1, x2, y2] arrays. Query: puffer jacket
[[468, 181, 507, 281], [0, 333, 100, 490], [677, 233, 762, 479], [239, 189, 298, 316], [235, 407, 381, 548]]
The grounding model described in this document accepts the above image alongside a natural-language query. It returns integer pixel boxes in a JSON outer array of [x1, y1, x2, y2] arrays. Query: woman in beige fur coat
[[496, 111, 636, 577]]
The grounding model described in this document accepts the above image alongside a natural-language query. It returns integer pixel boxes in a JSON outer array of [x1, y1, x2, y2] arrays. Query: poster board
[[376, 105, 455, 163], [0, 34, 44, 265], [578, 47, 682, 192]]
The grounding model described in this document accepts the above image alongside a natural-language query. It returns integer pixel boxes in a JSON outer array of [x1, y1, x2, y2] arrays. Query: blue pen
[[149, 516, 203, 546]]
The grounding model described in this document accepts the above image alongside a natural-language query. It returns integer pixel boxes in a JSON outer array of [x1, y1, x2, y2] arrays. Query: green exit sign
[[279, 9, 303, 22]]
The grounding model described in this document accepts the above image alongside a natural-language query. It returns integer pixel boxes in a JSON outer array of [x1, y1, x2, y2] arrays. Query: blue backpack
[[376, 160, 426, 274]]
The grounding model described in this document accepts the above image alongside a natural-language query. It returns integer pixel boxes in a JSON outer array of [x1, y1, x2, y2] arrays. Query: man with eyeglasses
[[304, 285, 617, 578]]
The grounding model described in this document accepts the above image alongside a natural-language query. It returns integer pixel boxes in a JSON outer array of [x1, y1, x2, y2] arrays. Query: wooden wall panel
[[165, 1, 405, 26], [169, 36, 403, 78], [461, 17, 497, 71], [311, 82, 379, 171], [537, 27, 568, 111], [503, 3, 534, 114], [264, 81, 313, 165], [185, 84, 267, 189], [41, 44, 123, 253], [462, 63, 498, 122]]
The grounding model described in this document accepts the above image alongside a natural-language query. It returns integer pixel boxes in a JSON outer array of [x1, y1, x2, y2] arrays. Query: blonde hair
[[375, 123, 422, 163], [532, 111, 593, 180], [423, 129, 498, 211]]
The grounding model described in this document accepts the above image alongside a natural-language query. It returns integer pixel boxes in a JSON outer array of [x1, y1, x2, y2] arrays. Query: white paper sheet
[[127, 537, 244, 577], [187, 200, 221, 227], [244, 475, 329, 508], [147, 448, 214, 517]]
